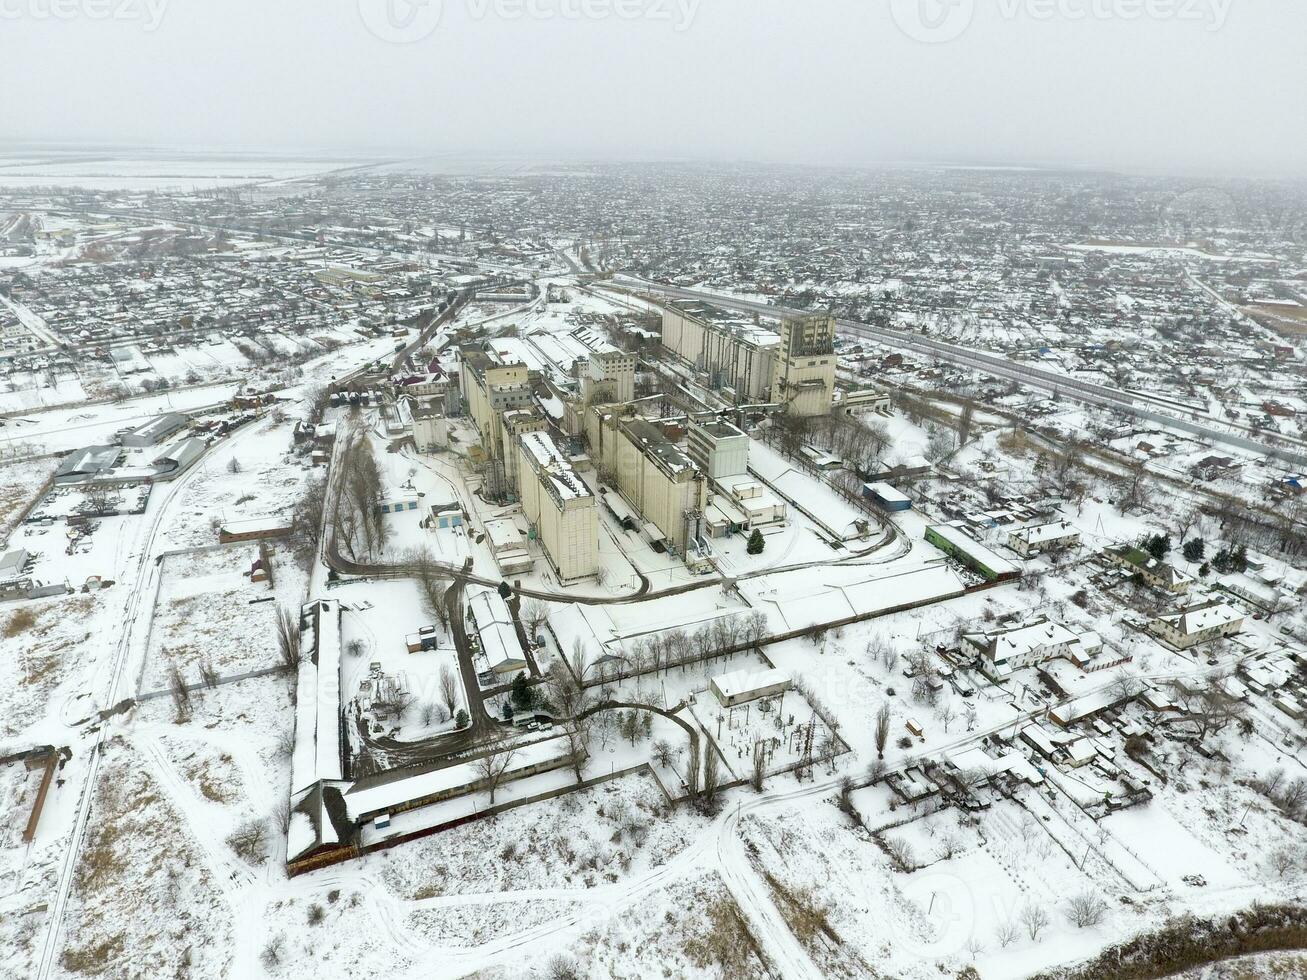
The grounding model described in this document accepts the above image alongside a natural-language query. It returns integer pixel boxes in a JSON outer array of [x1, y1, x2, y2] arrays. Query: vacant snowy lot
[[141, 545, 292, 693]]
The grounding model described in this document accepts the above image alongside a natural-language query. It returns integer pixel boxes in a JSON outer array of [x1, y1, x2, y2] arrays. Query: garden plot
[[373, 773, 691, 900], [334, 579, 468, 741], [142, 545, 292, 692], [517, 871, 771, 980], [57, 738, 234, 979], [0, 455, 54, 535], [0, 592, 103, 741], [689, 685, 843, 781]]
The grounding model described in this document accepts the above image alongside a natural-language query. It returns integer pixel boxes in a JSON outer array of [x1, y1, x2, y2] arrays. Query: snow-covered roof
[[1010, 520, 1078, 545], [1156, 602, 1243, 637], [711, 667, 790, 702], [291, 600, 344, 797]]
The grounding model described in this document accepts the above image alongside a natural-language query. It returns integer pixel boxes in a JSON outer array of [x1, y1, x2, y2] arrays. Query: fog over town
[[1, 3, 1305, 980]]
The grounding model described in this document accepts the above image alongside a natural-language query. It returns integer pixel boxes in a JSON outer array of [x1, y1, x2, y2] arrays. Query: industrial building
[[53, 445, 121, 484], [458, 345, 547, 497], [660, 301, 779, 403], [120, 412, 188, 448], [580, 344, 636, 405], [771, 314, 837, 417], [587, 406, 708, 557], [152, 436, 206, 477], [687, 418, 786, 536], [710, 668, 791, 707], [687, 418, 750, 480], [862, 482, 912, 512], [516, 431, 599, 584], [483, 518, 534, 576], [924, 523, 1020, 582], [410, 401, 449, 453]]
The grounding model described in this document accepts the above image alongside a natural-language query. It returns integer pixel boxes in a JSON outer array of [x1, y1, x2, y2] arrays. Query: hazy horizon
[[2, 0, 1305, 179]]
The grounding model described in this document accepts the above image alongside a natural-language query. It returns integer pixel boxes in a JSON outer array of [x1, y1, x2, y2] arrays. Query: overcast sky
[[2, 0, 1303, 177]]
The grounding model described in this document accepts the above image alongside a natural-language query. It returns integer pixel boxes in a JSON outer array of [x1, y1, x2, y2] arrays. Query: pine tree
[[747, 529, 765, 555]]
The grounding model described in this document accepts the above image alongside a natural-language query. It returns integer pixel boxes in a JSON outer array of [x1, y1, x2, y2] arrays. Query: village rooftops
[[1010, 520, 1078, 546]]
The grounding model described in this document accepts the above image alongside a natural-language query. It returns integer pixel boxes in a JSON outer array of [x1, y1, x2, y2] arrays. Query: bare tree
[[700, 744, 722, 814], [994, 920, 1019, 948], [874, 702, 892, 759], [521, 599, 548, 641], [1020, 903, 1049, 941], [275, 606, 301, 670], [885, 836, 916, 873], [439, 663, 460, 716], [475, 748, 517, 806], [226, 819, 269, 864], [167, 662, 190, 718], [652, 738, 677, 769], [936, 700, 957, 733], [751, 739, 766, 793], [1269, 845, 1300, 878], [1064, 892, 1108, 928], [412, 547, 448, 626], [391, 690, 416, 721], [563, 721, 590, 783]]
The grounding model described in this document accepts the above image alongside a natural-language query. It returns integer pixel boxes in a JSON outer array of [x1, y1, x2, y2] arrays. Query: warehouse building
[[121, 412, 188, 448], [862, 482, 912, 512], [924, 523, 1020, 582]]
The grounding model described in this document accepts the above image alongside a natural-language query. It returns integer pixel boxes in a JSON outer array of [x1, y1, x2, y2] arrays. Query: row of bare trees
[[597, 612, 770, 686], [333, 430, 390, 560]]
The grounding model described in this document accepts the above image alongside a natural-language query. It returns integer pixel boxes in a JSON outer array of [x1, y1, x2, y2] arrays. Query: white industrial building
[[587, 409, 708, 557], [410, 401, 449, 452], [661, 302, 780, 403], [121, 412, 188, 448], [516, 431, 599, 585], [710, 667, 791, 707], [483, 518, 534, 576], [467, 590, 529, 680], [687, 418, 750, 480], [687, 418, 785, 536], [580, 344, 636, 405]]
